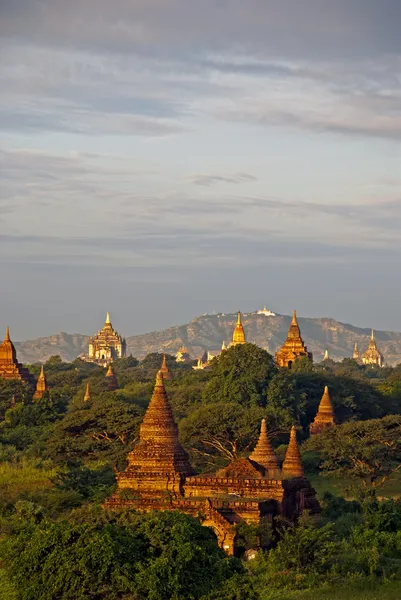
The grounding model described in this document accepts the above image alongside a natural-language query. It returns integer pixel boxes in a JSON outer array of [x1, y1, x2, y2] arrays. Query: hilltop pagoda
[[275, 311, 313, 368], [309, 386, 336, 435], [231, 311, 246, 346], [33, 365, 48, 399], [362, 330, 384, 367], [85, 312, 126, 366], [105, 373, 320, 555], [0, 327, 34, 385]]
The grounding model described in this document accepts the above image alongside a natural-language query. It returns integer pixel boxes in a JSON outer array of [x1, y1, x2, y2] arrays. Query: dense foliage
[[0, 345, 400, 599]]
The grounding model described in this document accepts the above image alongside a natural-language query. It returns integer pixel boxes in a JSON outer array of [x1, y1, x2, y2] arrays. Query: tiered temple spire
[[160, 354, 172, 380], [353, 342, 360, 361], [310, 386, 335, 435], [275, 310, 313, 368], [282, 426, 304, 478], [231, 311, 246, 346], [0, 327, 34, 385], [105, 364, 118, 390], [33, 365, 48, 399], [249, 419, 280, 476], [125, 370, 193, 479]]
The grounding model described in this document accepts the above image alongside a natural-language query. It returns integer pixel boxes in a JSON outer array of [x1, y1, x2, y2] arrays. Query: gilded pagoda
[[276, 310, 313, 368], [309, 386, 335, 436], [105, 371, 320, 554], [0, 327, 34, 385], [84, 313, 126, 366], [362, 330, 384, 367], [33, 365, 48, 399], [231, 311, 246, 346]]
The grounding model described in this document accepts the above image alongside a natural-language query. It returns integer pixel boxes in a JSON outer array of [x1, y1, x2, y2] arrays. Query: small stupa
[[309, 386, 335, 435], [84, 383, 91, 402], [105, 364, 118, 390], [275, 311, 313, 368], [33, 365, 48, 399], [160, 354, 172, 380], [249, 419, 280, 476], [282, 426, 304, 478]]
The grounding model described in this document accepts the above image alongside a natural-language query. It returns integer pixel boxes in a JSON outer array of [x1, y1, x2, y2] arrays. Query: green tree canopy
[[202, 344, 277, 407]]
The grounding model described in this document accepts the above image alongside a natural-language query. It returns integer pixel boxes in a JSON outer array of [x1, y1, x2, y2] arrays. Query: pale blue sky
[[0, 1, 400, 339]]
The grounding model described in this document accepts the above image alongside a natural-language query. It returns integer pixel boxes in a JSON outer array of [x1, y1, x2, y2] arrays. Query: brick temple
[[105, 370, 320, 554]]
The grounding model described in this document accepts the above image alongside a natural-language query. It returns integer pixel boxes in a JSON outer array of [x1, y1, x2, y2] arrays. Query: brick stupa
[[282, 426, 304, 478], [276, 310, 313, 368], [33, 365, 48, 399], [105, 364, 118, 390], [310, 386, 335, 436], [249, 419, 280, 476], [0, 327, 34, 385], [105, 374, 320, 554], [160, 354, 172, 380]]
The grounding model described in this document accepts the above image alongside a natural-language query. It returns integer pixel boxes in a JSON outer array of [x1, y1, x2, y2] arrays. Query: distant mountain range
[[13, 311, 401, 366]]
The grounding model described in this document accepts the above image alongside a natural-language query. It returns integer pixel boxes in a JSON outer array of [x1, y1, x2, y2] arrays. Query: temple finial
[[232, 311, 246, 346], [84, 383, 90, 402], [155, 369, 164, 387], [282, 426, 304, 478], [5, 326, 10, 341], [105, 312, 111, 324], [371, 328, 375, 341], [237, 310, 242, 325], [291, 310, 298, 325]]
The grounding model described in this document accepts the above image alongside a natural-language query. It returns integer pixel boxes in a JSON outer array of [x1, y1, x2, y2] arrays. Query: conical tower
[[84, 383, 91, 402], [221, 340, 227, 353], [282, 426, 304, 478], [124, 371, 194, 493], [160, 354, 172, 380], [310, 386, 335, 435], [11, 394, 16, 407], [275, 310, 313, 368], [323, 349, 329, 361], [232, 311, 246, 346], [249, 419, 280, 476], [352, 343, 359, 360], [33, 365, 47, 399], [105, 364, 118, 390]]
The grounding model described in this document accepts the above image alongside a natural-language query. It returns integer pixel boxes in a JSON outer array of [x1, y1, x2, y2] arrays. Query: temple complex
[[84, 313, 126, 366], [175, 346, 192, 363], [105, 372, 320, 555], [231, 311, 246, 346], [33, 366, 48, 399], [105, 364, 118, 390], [0, 327, 34, 385], [160, 354, 172, 380], [362, 330, 384, 367], [309, 386, 336, 436], [275, 311, 313, 368]]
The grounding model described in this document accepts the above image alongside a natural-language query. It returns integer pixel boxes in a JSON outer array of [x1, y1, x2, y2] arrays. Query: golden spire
[[353, 342, 359, 359], [249, 419, 280, 474], [5, 326, 10, 341], [84, 383, 90, 402], [221, 340, 227, 351], [232, 310, 246, 345], [371, 328, 375, 341], [310, 386, 336, 435], [323, 349, 329, 361], [105, 364, 118, 390], [105, 312, 111, 324], [291, 310, 298, 325], [33, 365, 47, 400], [11, 394, 16, 407], [282, 426, 304, 478]]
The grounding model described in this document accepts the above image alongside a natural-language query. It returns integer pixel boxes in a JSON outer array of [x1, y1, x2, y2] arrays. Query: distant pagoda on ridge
[[83, 312, 126, 366], [275, 311, 313, 368]]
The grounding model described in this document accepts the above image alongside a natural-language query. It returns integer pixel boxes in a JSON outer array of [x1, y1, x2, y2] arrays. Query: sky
[[1, 0, 401, 340]]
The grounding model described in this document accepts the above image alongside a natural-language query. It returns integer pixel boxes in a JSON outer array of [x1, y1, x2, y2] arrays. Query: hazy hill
[[13, 311, 401, 366]]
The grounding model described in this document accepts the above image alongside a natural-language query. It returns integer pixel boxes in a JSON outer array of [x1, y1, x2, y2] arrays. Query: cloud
[[184, 172, 257, 187]]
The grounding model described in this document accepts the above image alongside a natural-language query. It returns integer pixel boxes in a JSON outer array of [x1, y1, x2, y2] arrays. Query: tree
[[179, 403, 284, 471], [2, 511, 236, 600], [304, 415, 401, 490], [45, 396, 144, 468], [203, 344, 277, 407]]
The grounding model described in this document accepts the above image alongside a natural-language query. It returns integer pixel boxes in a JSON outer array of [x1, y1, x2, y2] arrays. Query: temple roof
[[282, 426, 304, 478], [249, 419, 279, 472], [215, 457, 265, 479], [0, 326, 17, 364]]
